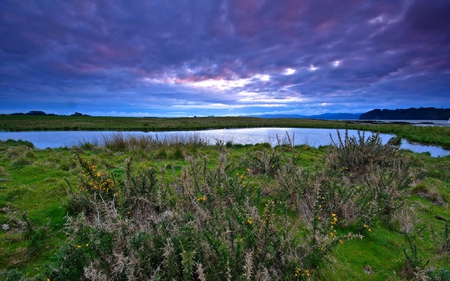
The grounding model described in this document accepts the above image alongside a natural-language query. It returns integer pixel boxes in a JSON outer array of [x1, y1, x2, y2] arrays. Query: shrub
[[329, 129, 398, 175], [242, 149, 282, 177], [51, 153, 359, 280]]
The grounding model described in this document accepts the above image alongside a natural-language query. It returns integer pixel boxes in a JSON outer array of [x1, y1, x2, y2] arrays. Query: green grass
[[0, 129, 449, 280]]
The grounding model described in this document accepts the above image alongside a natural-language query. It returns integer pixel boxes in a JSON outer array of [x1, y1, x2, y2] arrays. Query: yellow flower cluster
[[77, 243, 89, 249], [330, 214, 338, 225], [94, 178, 115, 192], [236, 171, 247, 181], [80, 177, 115, 193], [262, 201, 275, 226], [295, 267, 310, 277], [339, 167, 349, 173], [247, 217, 253, 225], [363, 224, 372, 232], [330, 214, 338, 236], [197, 195, 206, 202]]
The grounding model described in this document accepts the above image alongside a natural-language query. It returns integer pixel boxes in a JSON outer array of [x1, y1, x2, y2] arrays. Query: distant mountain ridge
[[360, 107, 450, 120], [255, 113, 362, 119]]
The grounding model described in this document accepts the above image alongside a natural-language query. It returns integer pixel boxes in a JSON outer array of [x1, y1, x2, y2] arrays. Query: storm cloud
[[1, 0, 449, 116]]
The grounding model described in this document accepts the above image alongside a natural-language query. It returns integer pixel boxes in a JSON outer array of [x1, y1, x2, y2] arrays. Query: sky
[[1, 0, 450, 117]]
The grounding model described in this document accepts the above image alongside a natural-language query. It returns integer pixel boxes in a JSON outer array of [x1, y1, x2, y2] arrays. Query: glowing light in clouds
[[284, 68, 296, 75], [143, 73, 271, 91]]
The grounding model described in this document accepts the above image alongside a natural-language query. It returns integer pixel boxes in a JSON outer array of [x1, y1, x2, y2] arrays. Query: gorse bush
[[318, 129, 413, 227], [329, 129, 399, 175], [242, 149, 282, 177], [51, 151, 360, 280]]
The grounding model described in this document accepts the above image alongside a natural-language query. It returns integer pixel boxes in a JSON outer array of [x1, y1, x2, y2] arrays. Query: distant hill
[[9, 111, 89, 117], [360, 107, 450, 120], [256, 113, 361, 120]]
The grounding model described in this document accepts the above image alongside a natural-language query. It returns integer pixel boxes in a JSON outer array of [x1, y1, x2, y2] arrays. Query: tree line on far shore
[[359, 107, 450, 120], [4, 110, 89, 117]]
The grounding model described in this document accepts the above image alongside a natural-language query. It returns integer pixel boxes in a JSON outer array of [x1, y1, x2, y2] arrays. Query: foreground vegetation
[[0, 130, 449, 280], [1, 115, 450, 149]]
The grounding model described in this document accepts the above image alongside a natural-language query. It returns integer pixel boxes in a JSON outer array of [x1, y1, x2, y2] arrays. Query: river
[[0, 128, 449, 157]]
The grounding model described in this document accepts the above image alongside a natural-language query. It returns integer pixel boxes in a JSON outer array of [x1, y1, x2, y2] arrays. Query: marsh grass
[[97, 132, 207, 153]]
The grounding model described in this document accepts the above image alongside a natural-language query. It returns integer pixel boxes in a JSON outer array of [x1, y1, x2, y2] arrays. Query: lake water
[[357, 120, 450, 126], [0, 128, 449, 157]]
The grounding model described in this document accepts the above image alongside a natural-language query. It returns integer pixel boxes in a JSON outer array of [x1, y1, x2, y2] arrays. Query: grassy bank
[[0, 132, 449, 280], [1, 115, 450, 149]]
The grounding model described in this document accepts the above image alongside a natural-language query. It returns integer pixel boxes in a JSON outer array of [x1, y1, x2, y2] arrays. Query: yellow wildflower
[[305, 269, 310, 277]]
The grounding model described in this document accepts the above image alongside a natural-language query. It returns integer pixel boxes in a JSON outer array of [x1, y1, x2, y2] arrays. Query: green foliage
[[1, 139, 35, 148], [0, 268, 32, 281], [401, 228, 429, 278], [242, 149, 282, 177], [426, 268, 450, 281]]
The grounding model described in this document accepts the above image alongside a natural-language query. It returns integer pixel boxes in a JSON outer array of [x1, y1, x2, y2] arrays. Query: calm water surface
[[357, 120, 450, 126], [0, 128, 449, 157]]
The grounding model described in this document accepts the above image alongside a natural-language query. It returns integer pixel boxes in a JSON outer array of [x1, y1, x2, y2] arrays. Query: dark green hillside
[[360, 107, 450, 120]]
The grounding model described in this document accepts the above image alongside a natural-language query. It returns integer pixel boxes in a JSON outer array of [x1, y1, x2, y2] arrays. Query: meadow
[[0, 122, 449, 280]]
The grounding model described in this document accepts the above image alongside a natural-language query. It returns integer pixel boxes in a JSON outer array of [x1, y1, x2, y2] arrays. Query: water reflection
[[0, 128, 449, 157]]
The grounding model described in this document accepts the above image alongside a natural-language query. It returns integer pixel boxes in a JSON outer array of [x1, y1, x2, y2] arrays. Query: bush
[[329, 130, 398, 175], [51, 153, 359, 280]]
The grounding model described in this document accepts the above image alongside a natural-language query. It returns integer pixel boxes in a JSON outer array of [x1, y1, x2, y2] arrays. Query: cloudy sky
[[1, 0, 449, 117]]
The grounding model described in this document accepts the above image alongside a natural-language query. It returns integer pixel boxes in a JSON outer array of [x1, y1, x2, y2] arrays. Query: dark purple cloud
[[1, 0, 449, 117]]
